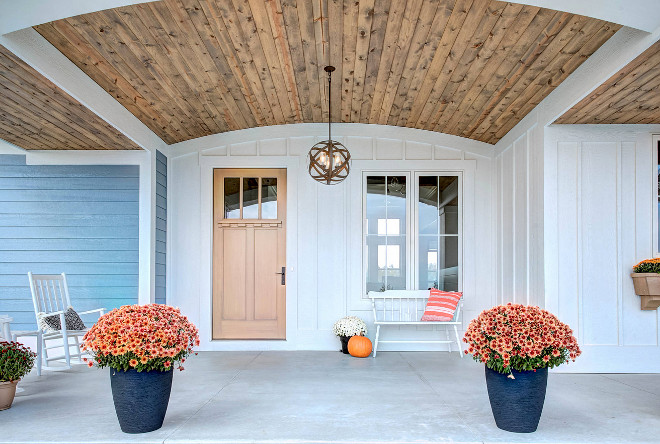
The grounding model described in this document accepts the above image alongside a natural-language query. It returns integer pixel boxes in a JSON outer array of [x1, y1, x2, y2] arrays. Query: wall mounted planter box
[[630, 273, 660, 310]]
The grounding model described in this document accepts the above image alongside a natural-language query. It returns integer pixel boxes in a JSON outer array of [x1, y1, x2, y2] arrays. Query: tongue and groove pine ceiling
[[2, 0, 624, 150]]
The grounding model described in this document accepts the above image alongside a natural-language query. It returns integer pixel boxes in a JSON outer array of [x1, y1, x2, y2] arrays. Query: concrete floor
[[2, 351, 660, 444]]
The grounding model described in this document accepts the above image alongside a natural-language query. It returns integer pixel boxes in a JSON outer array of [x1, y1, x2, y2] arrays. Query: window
[[657, 141, 660, 252], [364, 172, 461, 293]]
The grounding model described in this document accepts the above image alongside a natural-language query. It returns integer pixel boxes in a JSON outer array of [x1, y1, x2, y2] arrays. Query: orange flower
[[163, 361, 171, 368], [129, 359, 138, 367], [140, 356, 149, 364]]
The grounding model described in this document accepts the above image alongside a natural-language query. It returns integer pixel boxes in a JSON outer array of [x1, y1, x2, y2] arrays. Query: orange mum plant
[[463, 303, 581, 374], [632, 258, 660, 273], [82, 304, 199, 372]]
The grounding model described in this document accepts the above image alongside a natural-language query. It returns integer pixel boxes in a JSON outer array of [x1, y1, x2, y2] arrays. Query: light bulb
[[334, 153, 341, 166]]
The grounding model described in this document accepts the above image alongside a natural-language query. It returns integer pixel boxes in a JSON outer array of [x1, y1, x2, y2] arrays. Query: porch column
[[138, 150, 157, 304]]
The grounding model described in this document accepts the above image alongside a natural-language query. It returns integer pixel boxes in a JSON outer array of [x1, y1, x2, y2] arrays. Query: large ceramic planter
[[630, 273, 660, 310], [0, 380, 18, 410], [110, 368, 173, 433], [485, 366, 548, 433]]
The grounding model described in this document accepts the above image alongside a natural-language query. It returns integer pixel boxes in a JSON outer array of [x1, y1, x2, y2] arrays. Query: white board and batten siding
[[494, 124, 545, 308], [545, 125, 660, 372], [155, 150, 166, 305], [0, 153, 140, 331], [168, 123, 496, 352]]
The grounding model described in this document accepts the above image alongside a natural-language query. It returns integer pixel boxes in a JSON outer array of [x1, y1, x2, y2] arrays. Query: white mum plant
[[333, 316, 368, 337]]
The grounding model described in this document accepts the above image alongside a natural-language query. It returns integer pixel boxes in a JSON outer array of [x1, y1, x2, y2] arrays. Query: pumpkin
[[348, 335, 372, 358]]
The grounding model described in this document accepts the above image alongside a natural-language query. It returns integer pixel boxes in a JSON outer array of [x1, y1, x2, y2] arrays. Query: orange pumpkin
[[348, 335, 372, 358]]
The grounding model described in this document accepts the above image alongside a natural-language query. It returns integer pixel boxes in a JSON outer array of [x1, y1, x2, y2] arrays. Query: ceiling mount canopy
[[307, 66, 351, 185]]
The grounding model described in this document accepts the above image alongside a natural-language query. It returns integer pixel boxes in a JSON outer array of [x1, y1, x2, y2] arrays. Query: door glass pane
[[261, 178, 278, 219], [224, 177, 240, 219], [366, 175, 406, 292], [243, 177, 259, 219], [418, 175, 459, 291]]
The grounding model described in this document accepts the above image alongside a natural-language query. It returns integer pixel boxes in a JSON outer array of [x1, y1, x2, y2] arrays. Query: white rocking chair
[[28, 272, 105, 370]]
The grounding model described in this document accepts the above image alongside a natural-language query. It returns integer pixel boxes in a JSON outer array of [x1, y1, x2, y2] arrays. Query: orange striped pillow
[[420, 289, 462, 321]]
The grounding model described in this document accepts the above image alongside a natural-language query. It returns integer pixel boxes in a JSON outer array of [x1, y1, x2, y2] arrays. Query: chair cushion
[[420, 289, 462, 321], [39, 308, 87, 332]]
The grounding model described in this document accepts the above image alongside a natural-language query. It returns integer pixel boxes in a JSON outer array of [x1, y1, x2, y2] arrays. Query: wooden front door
[[212, 169, 286, 339]]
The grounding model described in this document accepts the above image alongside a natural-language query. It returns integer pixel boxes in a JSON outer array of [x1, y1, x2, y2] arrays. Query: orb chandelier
[[308, 66, 351, 185]]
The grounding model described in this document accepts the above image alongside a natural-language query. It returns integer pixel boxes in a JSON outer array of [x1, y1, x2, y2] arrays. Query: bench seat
[[368, 290, 463, 357]]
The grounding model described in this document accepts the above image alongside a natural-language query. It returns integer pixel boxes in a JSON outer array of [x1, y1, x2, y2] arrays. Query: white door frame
[[199, 155, 300, 350]]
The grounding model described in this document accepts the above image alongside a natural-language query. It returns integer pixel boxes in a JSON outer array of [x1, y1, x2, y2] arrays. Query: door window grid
[[224, 177, 278, 220]]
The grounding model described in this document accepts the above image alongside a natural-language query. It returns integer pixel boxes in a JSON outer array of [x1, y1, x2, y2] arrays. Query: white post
[[138, 150, 157, 304]]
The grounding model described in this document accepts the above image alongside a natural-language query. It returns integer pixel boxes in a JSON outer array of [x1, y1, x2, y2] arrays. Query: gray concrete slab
[[2, 351, 659, 443]]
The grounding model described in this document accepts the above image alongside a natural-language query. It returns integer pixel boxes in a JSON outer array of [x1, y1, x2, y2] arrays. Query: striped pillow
[[420, 289, 462, 321]]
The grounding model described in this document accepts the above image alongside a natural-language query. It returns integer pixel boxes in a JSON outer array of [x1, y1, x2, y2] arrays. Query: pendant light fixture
[[308, 66, 351, 185]]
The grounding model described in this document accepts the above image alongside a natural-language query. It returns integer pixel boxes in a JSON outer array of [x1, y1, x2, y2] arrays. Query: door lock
[[275, 267, 285, 285]]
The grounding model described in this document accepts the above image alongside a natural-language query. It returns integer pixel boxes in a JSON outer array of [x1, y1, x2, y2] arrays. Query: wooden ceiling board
[[35, 0, 621, 145], [0, 44, 142, 150], [556, 40, 660, 124]]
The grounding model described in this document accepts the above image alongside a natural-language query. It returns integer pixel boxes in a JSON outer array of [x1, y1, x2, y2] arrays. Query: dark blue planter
[[110, 368, 173, 433], [485, 366, 548, 433], [339, 335, 351, 354]]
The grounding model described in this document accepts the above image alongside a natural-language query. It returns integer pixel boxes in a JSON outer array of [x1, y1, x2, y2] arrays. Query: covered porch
[[5, 351, 660, 443]]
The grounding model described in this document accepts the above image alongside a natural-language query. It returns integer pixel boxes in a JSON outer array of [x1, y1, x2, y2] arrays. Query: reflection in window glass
[[658, 143, 660, 252], [224, 177, 240, 219], [243, 177, 259, 219], [261, 178, 277, 219], [418, 175, 459, 291], [366, 175, 406, 291], [377, 218, 400, 235]]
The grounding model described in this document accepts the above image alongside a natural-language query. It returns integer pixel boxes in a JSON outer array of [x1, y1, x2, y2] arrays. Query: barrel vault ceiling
[[0, 0, 629, 150]]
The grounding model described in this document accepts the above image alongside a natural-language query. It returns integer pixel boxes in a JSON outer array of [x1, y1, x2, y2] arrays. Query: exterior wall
[[168, 123, 496, 351], [0, 153, 139, 330], [545, 124, 660, 372], [155, 150, 166, 305], [494, 124, 545, 307]]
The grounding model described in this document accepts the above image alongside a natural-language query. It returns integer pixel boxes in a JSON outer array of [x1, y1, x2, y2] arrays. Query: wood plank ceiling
[[0, 44, 141, 150], [556, 40, 660, 124], [33, 0, 621, 145]]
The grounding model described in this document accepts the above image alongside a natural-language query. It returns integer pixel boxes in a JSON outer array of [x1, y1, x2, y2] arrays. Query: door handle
[[275, 267, 285, 285]]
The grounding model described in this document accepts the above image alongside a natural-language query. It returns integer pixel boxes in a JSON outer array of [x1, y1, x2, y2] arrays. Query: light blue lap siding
[[0, 154, 139, 331], [155, 150, 166, 305]]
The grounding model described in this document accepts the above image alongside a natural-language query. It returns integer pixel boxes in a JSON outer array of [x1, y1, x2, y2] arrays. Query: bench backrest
[[367, 290, 462, 322]]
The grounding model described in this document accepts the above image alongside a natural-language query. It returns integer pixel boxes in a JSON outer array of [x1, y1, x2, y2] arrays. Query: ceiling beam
[[509, 0, 660, 32], [494, 25, 660, 151], [0, 0, 154, 35], [0, 27, 165, 152]]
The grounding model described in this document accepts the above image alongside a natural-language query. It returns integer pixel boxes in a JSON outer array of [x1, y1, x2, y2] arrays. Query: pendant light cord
[[328, 68, 332, 141]]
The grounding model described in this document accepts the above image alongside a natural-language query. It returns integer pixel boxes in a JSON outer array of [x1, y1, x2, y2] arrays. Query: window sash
[[362, 171, 462, 295]]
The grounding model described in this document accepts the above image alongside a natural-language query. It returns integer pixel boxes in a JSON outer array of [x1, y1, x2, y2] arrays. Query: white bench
[[368, 290, 463, 358]]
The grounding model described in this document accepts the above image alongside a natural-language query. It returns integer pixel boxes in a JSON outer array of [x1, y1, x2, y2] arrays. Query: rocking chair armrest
[[77, 308, 106, 316], [39, 310, 66, 318]]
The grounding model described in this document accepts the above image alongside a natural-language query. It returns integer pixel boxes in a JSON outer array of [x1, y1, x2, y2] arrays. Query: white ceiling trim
[[510, 0, 660, 33], [0, 0, 658, 36], [0, 0, 153, 35]]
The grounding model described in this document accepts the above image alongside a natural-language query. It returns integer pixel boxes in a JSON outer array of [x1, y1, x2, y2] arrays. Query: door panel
[[212, 168, 286, 339]]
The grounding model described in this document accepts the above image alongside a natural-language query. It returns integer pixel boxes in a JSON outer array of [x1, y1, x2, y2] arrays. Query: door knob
[[275, 267, 285, 285]]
